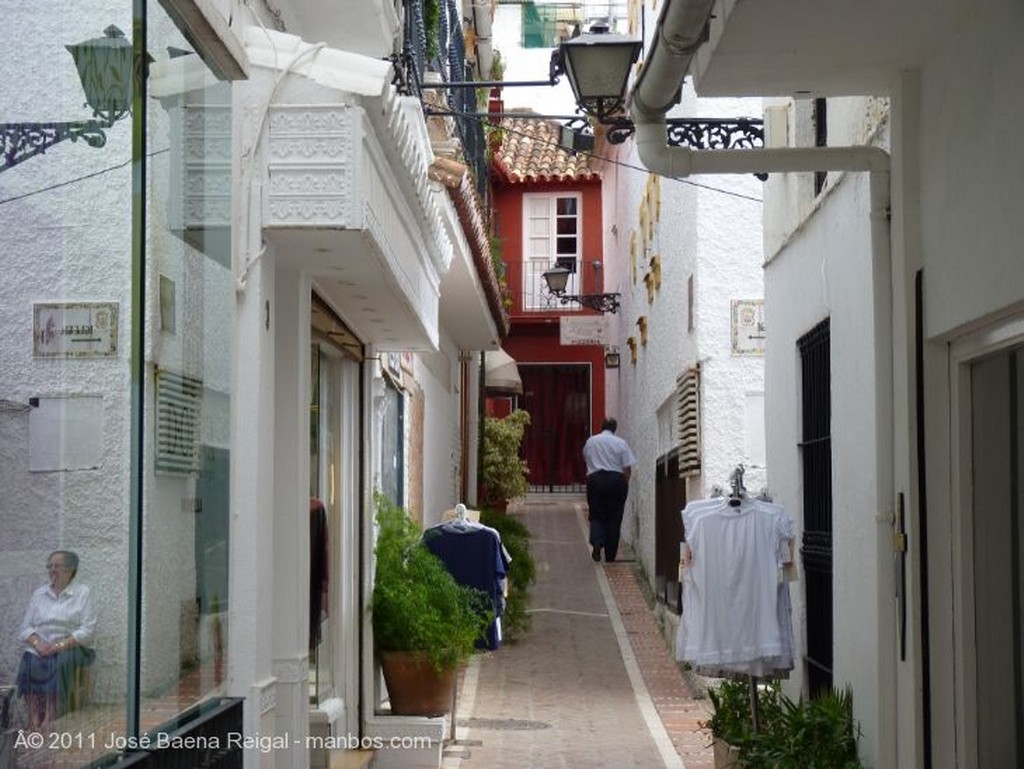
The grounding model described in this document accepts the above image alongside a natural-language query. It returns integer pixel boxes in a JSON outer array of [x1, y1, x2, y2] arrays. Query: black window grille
[[798, 318, 833, 697]]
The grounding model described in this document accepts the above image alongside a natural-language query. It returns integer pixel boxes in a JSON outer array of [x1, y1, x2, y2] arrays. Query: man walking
[[583, 418, 637, 562]]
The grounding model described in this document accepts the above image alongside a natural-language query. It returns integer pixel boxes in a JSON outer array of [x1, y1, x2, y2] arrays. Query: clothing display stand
[[727, 466, 761, 734], [424, 503, 507, 744], [677, 465, 795, 739]]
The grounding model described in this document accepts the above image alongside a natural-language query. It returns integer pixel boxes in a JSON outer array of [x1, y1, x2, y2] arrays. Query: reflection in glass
[[138, 2, 233, 732], [0, 6, 135, 767]]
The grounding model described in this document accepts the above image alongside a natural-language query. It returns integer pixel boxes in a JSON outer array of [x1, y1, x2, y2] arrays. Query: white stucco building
[[602, 73, 766, 611], [627, 0, 1024, 767]]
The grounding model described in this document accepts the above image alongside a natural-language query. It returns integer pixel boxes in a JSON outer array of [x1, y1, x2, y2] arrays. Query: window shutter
[[676, 366, 701, 477], [155, 368, 202, 475]]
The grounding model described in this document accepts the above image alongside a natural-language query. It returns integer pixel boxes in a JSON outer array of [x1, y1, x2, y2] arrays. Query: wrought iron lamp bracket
[[605, 116, 763, 148], [604, 116, 766, 178], [1, 120, 111, 173], [554, 291, 621, 314]]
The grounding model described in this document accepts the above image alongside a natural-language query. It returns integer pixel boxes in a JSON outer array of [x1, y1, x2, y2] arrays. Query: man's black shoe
[[591, 545, 601, 562]]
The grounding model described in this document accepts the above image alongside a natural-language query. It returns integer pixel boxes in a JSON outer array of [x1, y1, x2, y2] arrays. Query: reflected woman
[[16, 550, 97, 727]]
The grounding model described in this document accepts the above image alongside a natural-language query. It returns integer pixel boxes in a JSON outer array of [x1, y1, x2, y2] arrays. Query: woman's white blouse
[[17, 582, 97, 653]]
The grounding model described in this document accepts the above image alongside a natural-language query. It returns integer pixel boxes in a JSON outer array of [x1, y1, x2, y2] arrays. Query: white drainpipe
[[630, 2, 898, 744], [467, 0, 493, 80]]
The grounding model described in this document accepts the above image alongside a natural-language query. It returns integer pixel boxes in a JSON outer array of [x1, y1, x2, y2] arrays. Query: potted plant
[[738, 686, 863, 769], [704, 679, 755, 769], [480, 410, 531, 510], [371, 494, 492, 716]]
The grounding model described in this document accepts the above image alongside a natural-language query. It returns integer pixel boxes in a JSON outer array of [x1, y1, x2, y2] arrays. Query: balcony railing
[[399, 0, 489, 199], [517, 259, 589, 314]]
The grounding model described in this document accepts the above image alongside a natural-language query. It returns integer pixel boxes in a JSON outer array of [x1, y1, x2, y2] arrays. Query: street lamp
[[1, 25, 135, 173], [558, 23, 642, 125], [542, 266, 621, 314]]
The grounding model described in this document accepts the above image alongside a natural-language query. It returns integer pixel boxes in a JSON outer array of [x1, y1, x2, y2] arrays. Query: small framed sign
[[731, 299, 765, 356], [34, 302, 119, 358], [560, 315, 607, 346]]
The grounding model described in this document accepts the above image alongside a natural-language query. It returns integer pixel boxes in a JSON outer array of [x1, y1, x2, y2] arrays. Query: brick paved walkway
[[603, 563, 713, 769], [443, 499, 714, 769]]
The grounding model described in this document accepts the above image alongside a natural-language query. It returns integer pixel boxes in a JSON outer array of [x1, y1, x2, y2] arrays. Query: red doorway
[[519, 364, 590, 492]]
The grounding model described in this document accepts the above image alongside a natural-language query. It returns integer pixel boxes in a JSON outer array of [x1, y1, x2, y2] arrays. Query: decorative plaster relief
[[266, 106, 355, 227], [168, 104, 232, 233], [255, 677, 278, 714], [363, 158, 425, 295]]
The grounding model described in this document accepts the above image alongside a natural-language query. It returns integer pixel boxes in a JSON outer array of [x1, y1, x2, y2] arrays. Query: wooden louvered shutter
[[676, 366, 701, 477]]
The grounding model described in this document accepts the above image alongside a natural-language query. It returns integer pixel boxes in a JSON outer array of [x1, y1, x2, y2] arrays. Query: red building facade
[[488, 114, 609, 491]]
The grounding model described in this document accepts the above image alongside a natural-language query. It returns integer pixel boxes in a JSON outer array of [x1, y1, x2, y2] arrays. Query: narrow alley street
[[440, 499, 713, 769]]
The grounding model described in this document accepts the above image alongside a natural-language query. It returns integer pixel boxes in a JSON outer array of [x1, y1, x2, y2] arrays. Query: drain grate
[[457, 717, 552, 731]]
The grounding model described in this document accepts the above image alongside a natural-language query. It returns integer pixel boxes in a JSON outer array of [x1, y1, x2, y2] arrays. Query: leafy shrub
[[706, 680, 864, 769], [480, 507, 536, 639], [481, 410, 531, 503], [371, 494, 492, 671]]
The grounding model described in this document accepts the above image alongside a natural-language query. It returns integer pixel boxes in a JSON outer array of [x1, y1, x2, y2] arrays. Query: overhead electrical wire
[[0, 148, 169, 207], [1, 106, 763, 208], [436, 105, 764, 204]]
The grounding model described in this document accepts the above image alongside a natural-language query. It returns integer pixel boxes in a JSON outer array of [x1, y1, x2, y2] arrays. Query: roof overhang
[[689, 0, 969, 97]]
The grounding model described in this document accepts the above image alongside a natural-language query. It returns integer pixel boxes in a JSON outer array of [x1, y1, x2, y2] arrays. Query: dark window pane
[[556, 197, 578, 216]]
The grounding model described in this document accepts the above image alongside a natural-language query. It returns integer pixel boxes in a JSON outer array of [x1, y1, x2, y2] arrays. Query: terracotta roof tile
[[494, 110, 599, 183]]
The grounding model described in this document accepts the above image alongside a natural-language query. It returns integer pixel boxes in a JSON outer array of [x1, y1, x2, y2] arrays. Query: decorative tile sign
[[34, 302, 118, 358], [731, 299, 765, 356], [560, 315, 607, 346]]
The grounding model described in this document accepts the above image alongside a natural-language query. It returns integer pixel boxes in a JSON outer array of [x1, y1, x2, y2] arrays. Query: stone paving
[[442, 499, 714, 769]]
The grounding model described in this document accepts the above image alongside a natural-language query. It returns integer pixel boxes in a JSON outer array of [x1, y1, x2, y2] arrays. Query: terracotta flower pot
[[379, 651, 458, 716]]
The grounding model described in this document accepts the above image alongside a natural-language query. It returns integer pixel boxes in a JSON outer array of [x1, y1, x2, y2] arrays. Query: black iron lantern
[[559, 24, 642, 125], [1, 25, 135, 172], [66, 25, 134, 126], [542, 266, 571, 295], [542, 265, 620, 314]]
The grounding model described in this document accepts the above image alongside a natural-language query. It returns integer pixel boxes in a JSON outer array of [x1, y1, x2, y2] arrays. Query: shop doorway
[[308, 295, 362, 736]]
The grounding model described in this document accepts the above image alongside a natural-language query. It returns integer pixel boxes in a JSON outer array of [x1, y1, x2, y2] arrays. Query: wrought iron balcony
[[395, 0, 489, 199]]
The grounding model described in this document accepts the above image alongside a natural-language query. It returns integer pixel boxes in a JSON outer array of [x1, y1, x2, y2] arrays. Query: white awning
[[484, 349, 523, 395]]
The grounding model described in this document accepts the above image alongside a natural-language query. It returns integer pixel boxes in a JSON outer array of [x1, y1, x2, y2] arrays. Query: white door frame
[[946, 312, 1024, 769]]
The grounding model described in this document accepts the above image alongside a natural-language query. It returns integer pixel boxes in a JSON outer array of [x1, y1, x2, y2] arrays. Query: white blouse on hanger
[[675, 496, 795, 677]]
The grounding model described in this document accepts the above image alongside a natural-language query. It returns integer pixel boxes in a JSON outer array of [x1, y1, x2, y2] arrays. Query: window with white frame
[[523, 192, 582, 310]]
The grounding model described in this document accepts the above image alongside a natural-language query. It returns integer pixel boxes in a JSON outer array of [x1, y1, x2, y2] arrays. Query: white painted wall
[[918, 0, 1024, 339], [0, 3, 133, 703], [418, 340, 463, 526], [605, 83, 765, 583], [759, 7, 1024, 768], [764, 169, 886, 765]]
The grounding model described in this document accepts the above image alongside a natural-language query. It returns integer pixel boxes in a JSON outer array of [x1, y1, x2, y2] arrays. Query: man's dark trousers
[[586, 469, 629, 561]]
